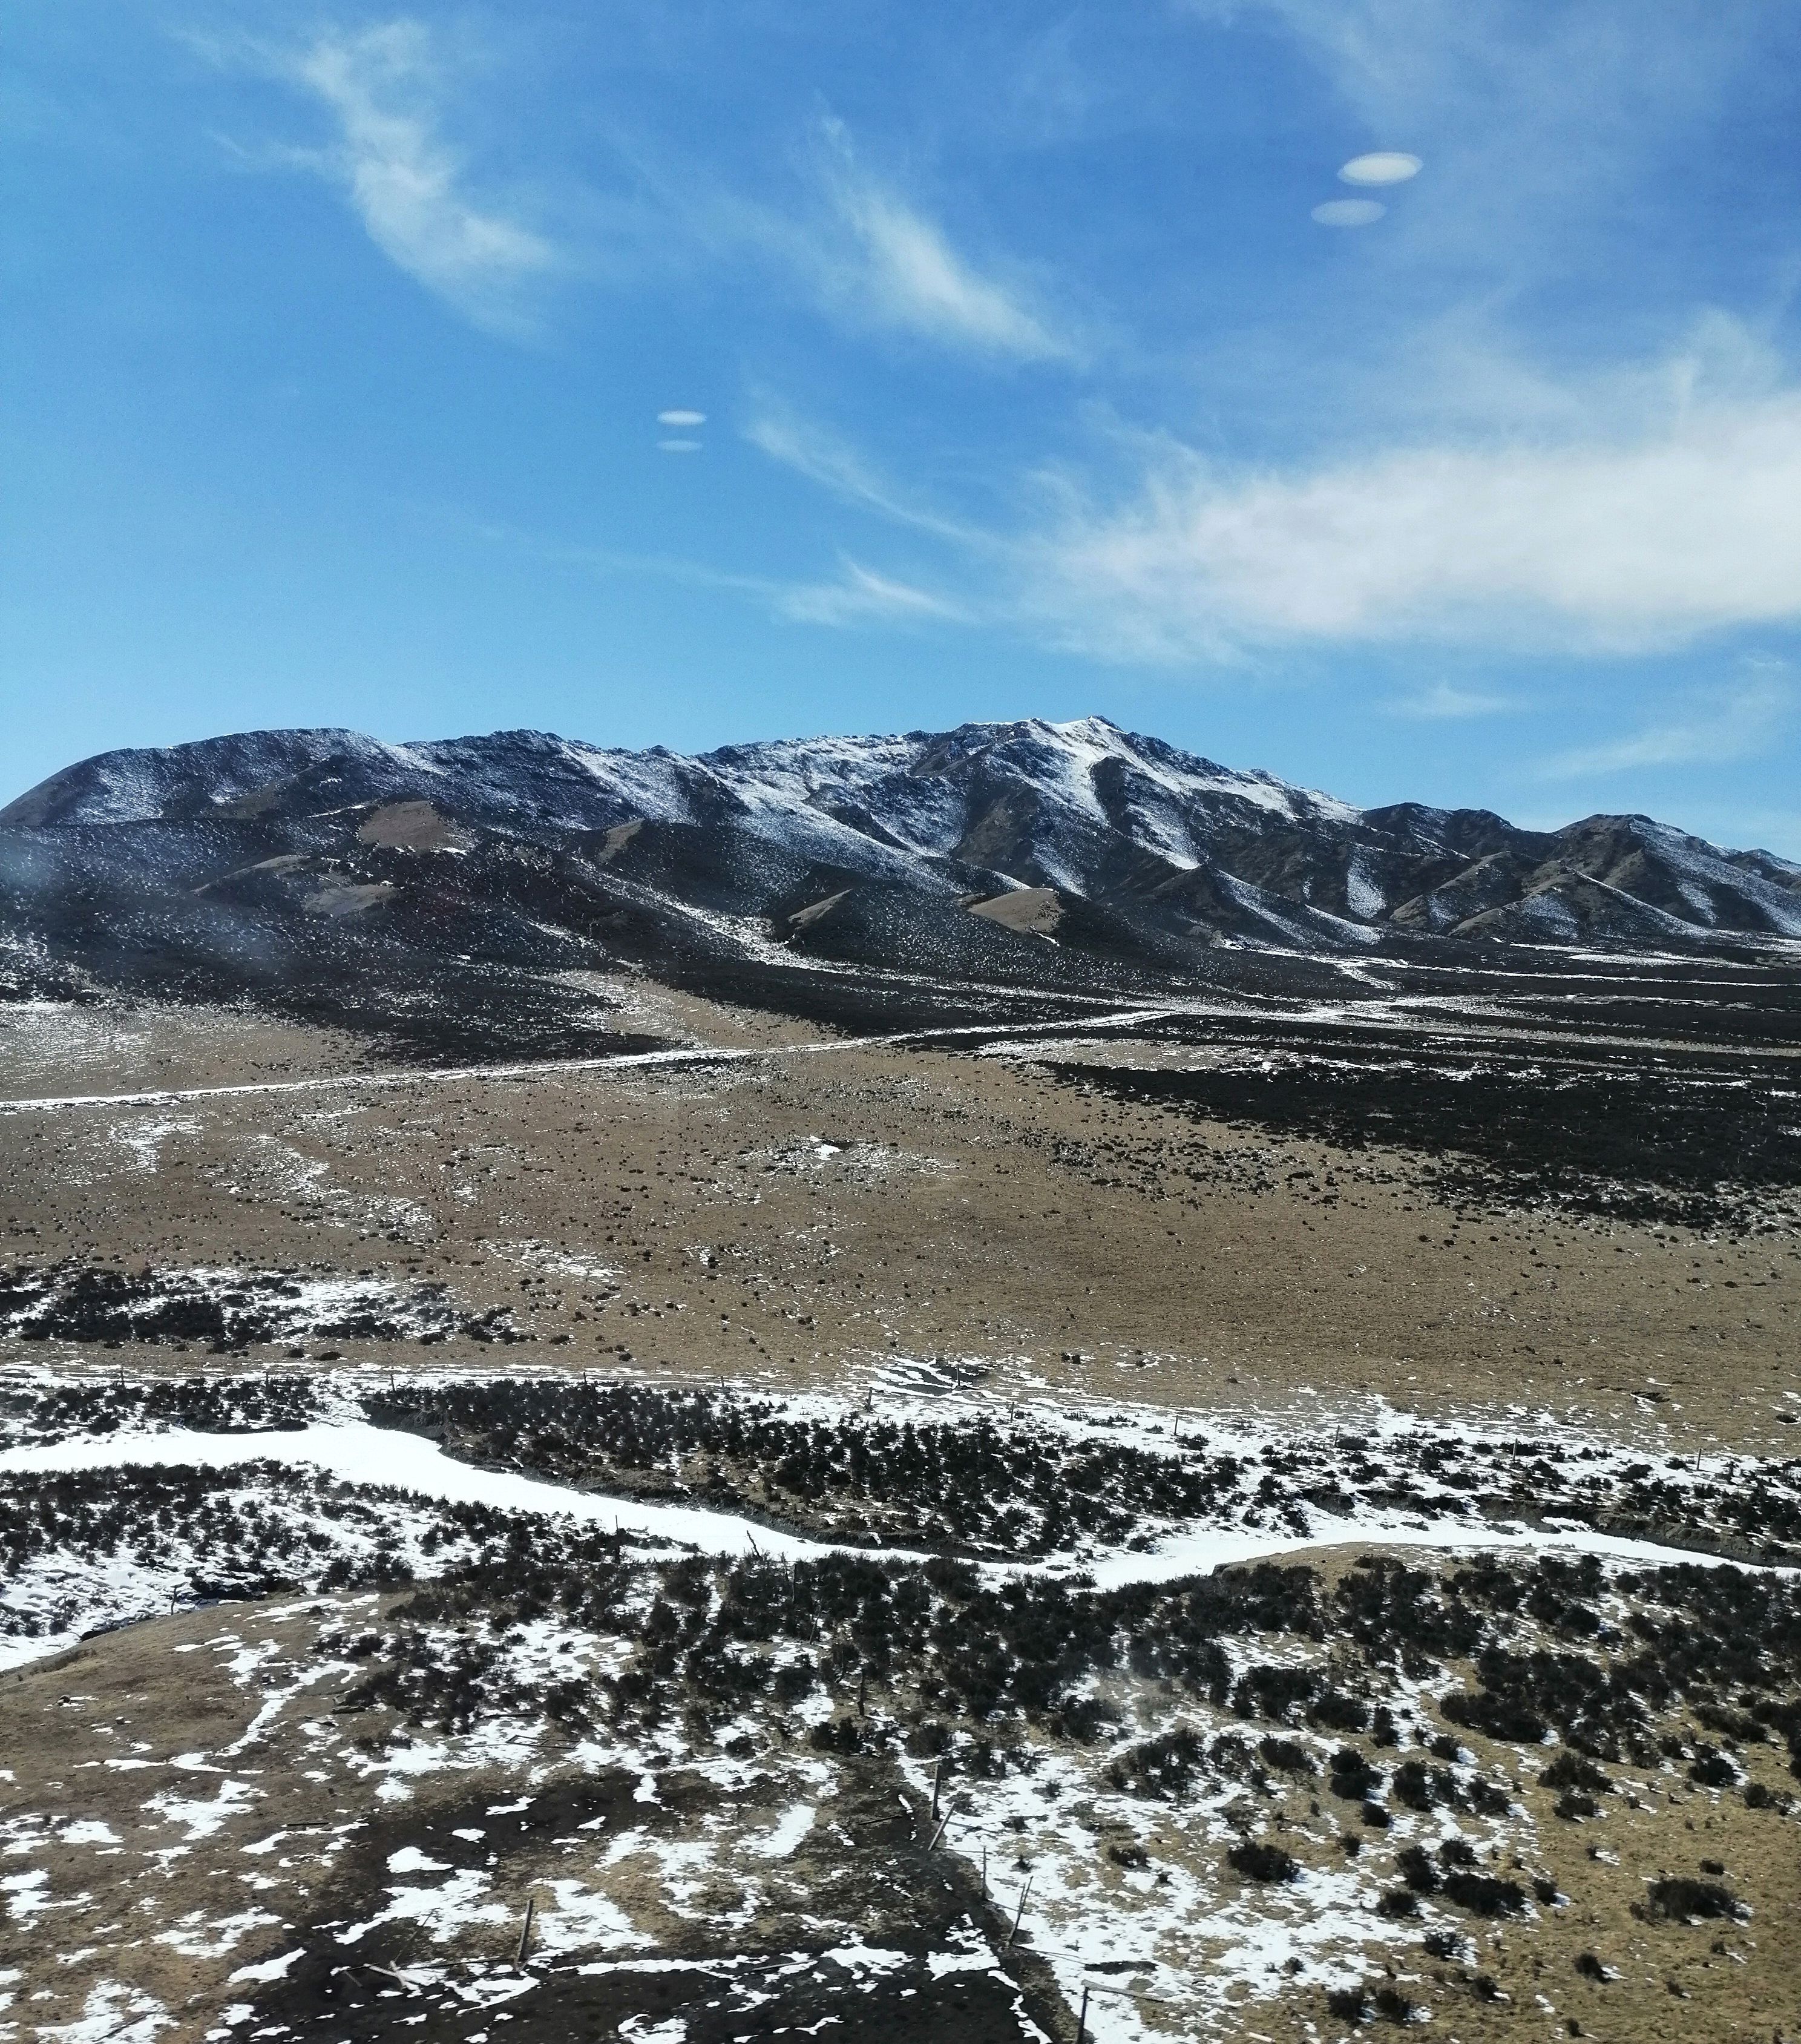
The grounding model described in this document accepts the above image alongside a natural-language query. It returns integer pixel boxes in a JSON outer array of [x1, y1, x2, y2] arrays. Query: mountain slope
[[4, 716, 1799, 1048]]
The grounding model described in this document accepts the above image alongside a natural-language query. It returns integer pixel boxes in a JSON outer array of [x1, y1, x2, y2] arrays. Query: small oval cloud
[[1311, 199, 1386, 227], [1339, 152, 1422, 186], [657, 409, 706, 427], [658, 438, 703, 453]]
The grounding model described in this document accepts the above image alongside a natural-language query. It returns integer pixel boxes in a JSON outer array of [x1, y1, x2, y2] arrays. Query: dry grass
[[2, 995, 1794, 1456]]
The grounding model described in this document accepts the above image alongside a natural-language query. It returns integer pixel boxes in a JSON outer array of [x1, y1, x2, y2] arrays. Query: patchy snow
[[533, 1882, 645, 1956], [749, 1803, 816, 1859], [154, 1908, 282, 1960], [1, 1392, 1791, 1690], [0, 1424, 855, 1566], [106, 1114, 200, 1175], [0, 1262, 507, 1355], [56, 1822, 119, 1847], [145, 1781, 262, 1841], [225, 1948, 305, 1985], [339, 1867, 511, 1946], [34, 1983, 172, 2042], [2, 1367, 1790, 2042], [1, 1869, 49, 1921], [1343, 852, 1386, 920]]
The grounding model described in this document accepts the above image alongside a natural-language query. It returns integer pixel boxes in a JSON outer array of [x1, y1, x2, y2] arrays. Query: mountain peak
[[4, 717, 1798, 968]]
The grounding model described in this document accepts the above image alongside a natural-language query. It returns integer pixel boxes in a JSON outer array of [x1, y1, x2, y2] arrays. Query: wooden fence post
[[1006, 1875, 1032, 1948]]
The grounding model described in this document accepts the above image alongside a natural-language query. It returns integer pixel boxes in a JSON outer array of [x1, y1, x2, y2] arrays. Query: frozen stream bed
[[2, 1381, 1799, 2044], [0, 1411, 1788, 1675]]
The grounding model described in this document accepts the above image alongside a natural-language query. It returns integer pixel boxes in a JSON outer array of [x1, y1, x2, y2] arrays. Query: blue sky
[[8, 1, 1801, 850]]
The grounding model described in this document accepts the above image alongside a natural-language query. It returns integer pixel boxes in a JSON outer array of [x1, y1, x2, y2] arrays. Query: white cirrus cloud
[[1539, 673, 1793, 779], [478, 510, 969, 637], [1311, 198, 1386, 226], [280, 21, 554, 334], [1339, 151, 1422, 185], [812, 119, 1076, 364], [1020, 392, 1801, 661], [776, 560, 972, 628], [1190, 0, 1763, 282], [657, 409, 706, 427], [1383, 681, 1514, 720], [743, 403, 985, 545]]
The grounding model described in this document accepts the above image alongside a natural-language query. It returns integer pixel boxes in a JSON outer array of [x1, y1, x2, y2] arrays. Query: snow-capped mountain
[[4, 716, 1799, 1040]]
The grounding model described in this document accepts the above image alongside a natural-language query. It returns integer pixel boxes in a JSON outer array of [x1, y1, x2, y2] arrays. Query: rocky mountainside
[[4, 717, 1799, 1051]]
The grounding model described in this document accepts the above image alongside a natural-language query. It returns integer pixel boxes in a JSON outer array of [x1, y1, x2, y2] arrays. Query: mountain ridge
[[7, 714, 1798, 952], [4, 714, 1801, 1063]]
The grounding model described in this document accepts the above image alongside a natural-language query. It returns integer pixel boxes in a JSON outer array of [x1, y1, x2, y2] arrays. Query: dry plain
[[1, 967, 1799, 2044]]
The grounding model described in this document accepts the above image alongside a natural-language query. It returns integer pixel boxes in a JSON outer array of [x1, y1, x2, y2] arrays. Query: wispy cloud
[[745, 349, 1801, 674], [1383, 681, 1515, 720], [1539, 672, 1793, 779], [1194, 0, 1752, 252], [809, 119, 1077, 364], [458, 510, 968, 639], [1017, 390, 1801, 662], [212, 34, 1072, 363], [776, 560, 972, 628], [259, 21, 554, 335], [743, 403, 985, 544]]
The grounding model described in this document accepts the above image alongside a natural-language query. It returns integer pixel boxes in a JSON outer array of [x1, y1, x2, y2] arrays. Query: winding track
[[1, 1421, 1789, 1593], [0, 1007, 1177, 1116]]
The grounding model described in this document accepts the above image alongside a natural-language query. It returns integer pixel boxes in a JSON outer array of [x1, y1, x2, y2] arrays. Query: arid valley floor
[[2, 954, 1799, 2044]]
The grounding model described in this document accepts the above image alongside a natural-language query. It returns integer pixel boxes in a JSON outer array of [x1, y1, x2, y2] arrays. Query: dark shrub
[[1646, 1878, 1742, 1922], [1310, 1687, 1370, 1732], [1229, 1839, 1299, 1883], [1443, 1688, 1547, 1744], [772, 1657, 816, 1703], [1259, 1735, 1315, 1775], [1106, 1727, 1206, 1799], [1236, 1663, 1319, 1721], [1544, 1752, 1611, 1793], [1688, 1747, 1738, 1788], [1330, 1747, 1381, 1799], [805, 1717, 862, 1753], [1443, 1870, 1527, 1916], [1393, 1760, 1435, 1810]]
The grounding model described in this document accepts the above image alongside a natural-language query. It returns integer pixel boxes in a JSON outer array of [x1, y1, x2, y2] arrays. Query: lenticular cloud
[[1312, 199, 1386, 227], [1339, 151, 1422, 186]]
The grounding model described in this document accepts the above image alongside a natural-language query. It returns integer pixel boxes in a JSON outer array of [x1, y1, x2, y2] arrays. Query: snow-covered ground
[[2, 1372, 1794, 2043], [2, 1379, 1792, 1677]]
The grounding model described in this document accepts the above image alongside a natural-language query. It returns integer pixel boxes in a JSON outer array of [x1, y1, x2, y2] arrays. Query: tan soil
[[1, 995, 1794, 1456]]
